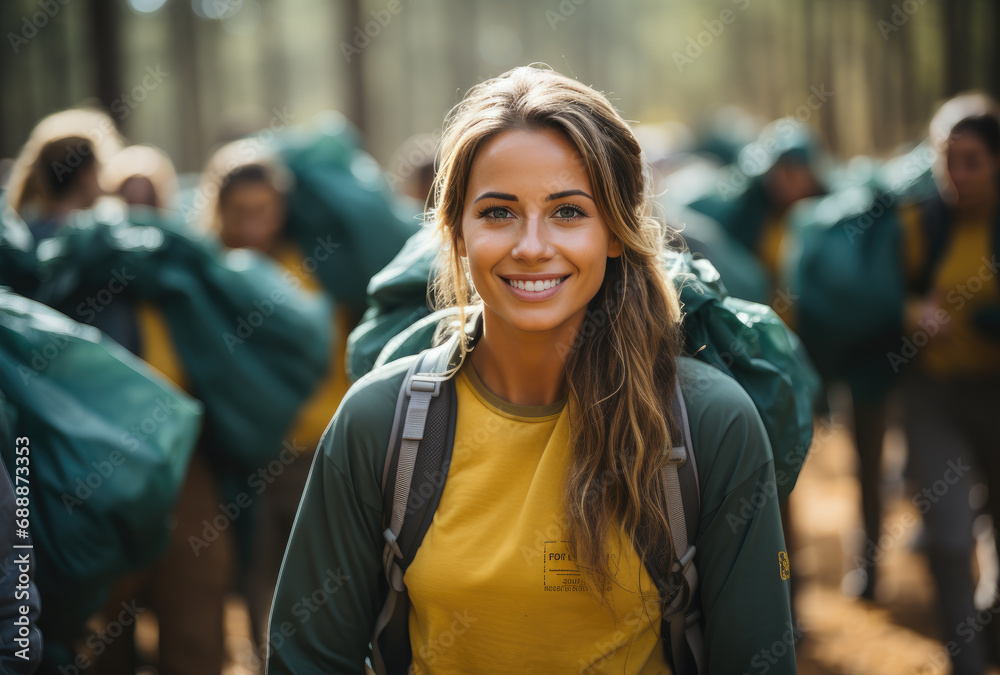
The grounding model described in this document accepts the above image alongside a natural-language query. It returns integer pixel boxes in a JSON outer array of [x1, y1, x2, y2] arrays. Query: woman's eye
[[482, 206, 512, 220], [556, 205, 582, 219]]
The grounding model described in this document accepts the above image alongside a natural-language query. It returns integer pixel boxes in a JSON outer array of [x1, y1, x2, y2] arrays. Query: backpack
[[367, 324, 705, 675], [349, 238, 819, 505]]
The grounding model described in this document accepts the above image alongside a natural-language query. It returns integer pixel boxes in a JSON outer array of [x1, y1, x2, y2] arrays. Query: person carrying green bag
[[893, 95, 1000, 675], [0, 288, 202, 669], [0, 108, 332, 675], [191, 127, 420, 656]]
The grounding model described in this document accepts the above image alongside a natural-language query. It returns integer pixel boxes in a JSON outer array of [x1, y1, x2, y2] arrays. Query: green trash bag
[[673, 118, 826, 254], [0, 288, 202, 646], [662, 200, 771, 304], [783, 142, 937, 403], [670, 162, 772, 254], [346, 227, 439, 380], [348, 229, 820, 501], [273, 112, 422, 314], [0, 200, 331, 473]]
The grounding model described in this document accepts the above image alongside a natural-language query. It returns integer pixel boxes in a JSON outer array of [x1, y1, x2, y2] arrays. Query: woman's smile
[[498, 273, 570, 301]]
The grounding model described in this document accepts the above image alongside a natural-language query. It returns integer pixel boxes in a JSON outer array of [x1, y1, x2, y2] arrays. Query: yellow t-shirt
[[757, 214, 786, 283], [899, 205, 1000, 376], [136, 301, 190, 392], [757, 215, 796, 327], [271, 240, 355, 446], [403, 361, 670, 675]]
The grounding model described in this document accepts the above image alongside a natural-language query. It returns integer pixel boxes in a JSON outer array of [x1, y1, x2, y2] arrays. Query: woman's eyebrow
[[546, 189, 594, 201], [473, 191, 518, 203]]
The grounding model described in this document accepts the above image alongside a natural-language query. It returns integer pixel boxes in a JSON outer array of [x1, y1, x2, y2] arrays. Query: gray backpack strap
[[370, 336, 462, 675], [661, 379, 705, 675]]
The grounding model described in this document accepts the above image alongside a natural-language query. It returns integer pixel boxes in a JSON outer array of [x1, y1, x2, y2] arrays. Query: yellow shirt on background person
[[136, 301, 190, 392], [272, 240, 355, 446], [404, 361, 669, 675], [900, 205, 1000, 377], [137, 239, 354, 446], [757, 215, 796, 327]]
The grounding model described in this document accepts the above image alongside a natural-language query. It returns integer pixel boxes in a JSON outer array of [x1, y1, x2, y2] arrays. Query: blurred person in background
[[101, 144, 180, 209], [198, 140, 357, 660], [4, 110, 230, 675], [389, 132, 438, 209], [3, 109, 121, 241], [895, 94, 1000, 675], [2, 109, 138, 349]]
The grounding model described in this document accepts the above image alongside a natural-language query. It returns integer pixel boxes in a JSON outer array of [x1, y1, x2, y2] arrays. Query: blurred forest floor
[[790, 418, 998, 675]]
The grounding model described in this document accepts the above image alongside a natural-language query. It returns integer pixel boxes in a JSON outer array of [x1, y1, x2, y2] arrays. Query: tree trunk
[[87, 0, 122, 123]]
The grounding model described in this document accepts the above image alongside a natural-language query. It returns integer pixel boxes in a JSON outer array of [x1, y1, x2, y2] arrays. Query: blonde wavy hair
[[101, 144, 179, 209], [428, 65, 684, 605], [4, 108, 123, 217]]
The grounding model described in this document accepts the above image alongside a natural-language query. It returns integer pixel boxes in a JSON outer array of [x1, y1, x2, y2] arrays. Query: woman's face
[[218, 181, 285, 252], [458, 127, 621, 336], [946, 132, 999, 209]]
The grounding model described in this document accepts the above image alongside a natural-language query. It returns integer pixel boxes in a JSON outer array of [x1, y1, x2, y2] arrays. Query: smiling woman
[[267, 66, 796, 675], [457, 126, 622, 402]]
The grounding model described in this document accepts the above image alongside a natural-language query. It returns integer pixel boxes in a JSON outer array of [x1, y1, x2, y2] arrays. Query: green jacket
[[267, 354, 796, 674]]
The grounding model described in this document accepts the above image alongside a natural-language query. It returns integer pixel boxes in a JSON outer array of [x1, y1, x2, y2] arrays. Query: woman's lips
[[499, 274, 569, 301]]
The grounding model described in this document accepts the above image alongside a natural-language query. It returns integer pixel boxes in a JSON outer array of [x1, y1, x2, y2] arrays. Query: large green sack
[[784, 141, 936, 402], [0, 201, 331, 472], [348, 229, 820, 501], [274, 112, 422, 314], [671, 119, 826, 254], [0, 288, 202, 646], [662, 200, 771, 304]]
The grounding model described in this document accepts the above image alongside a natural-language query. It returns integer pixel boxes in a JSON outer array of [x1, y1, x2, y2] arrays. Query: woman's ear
[[607, 237, 622, 259], [456, 233, 468, 258]]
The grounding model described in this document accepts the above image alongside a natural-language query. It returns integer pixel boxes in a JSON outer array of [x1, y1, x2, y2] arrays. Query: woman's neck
[[955, 190, 999, 222], [468, 307, 583, 407]]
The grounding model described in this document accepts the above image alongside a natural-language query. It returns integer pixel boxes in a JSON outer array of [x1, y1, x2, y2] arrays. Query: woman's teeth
[[505, 277, 565, 292]]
